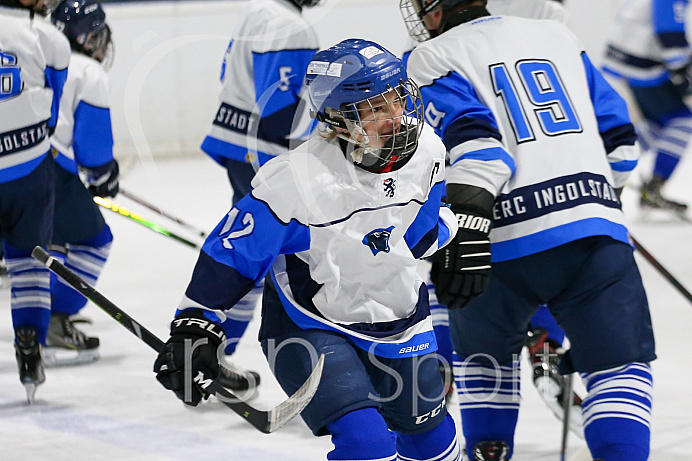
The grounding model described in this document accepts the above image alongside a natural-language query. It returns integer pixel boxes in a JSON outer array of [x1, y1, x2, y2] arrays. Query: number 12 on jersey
[[490, 59, 582, 143]]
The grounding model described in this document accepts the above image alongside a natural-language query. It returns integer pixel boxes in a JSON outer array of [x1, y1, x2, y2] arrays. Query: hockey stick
[[631, 235, 692, 305], [119, 188, 208, 239], [94, 197, 200, 249], [560, 373, 575, 461], [31, 246, 325, 434]]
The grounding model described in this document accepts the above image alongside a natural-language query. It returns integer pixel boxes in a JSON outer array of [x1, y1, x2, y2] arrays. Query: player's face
[[422, 8, 443, 31], [356, 89, 403, 149]]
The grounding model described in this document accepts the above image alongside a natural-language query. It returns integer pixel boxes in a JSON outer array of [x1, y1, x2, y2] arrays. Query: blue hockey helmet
[[51, 0, 114, 68], [305, 38, 423, 172]]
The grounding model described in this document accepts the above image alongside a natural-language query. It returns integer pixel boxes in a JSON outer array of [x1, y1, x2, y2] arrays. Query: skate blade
[[23, 382, 37, 404], [44, 347, 100, 367]]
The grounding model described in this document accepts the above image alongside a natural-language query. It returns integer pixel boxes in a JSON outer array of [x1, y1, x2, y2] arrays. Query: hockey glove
[[430, 185, 494, 310], [85, 159, 120, 198], [153, 309, 226, 406]]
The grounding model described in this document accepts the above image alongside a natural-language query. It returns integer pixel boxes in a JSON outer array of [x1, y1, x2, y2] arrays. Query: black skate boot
[[472, 441, 509, 460], [526, 328, 584, 438], [217, 363, 261, 392], [15, 327, 45, 403], [45, 313, 100, 367], [640, 176, 688, 213]]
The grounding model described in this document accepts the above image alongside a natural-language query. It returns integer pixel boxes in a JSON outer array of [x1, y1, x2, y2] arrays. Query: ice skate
[[640, 176, 688, 214], [472, 441, 509, 461], [15, 327, 45, 404], [526, 328, 584, 438], [217, 362, 261, 392], [45, 313, 100, 367]]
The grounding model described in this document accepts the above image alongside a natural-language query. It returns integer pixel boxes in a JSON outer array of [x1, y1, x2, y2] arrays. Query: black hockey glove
[[85, 159, 120, 198], [153, 309, 226, 406], [430, 185, 494, 310]]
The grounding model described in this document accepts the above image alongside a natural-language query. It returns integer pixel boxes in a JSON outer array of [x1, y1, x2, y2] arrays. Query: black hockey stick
[[94, 197, 201, 249], [31, 246, 324, 433], [119, 188, 208, 239], [560, 373, 574, 461], [631, 236, 692, 305]]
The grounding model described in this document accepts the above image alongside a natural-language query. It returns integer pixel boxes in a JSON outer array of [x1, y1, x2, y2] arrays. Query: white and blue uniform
[[49, 51, 114, 318], [602, 0, 692, 186], [201, 0, 319, 168], [408, 13, 654, 461], [182, 127, 455, 358], [0, 6, 70, 344]]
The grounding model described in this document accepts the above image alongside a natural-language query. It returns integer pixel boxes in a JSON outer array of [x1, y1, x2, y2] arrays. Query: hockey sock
[[651, 115, 692, 180], [396, 413, 461, 461], [5, 242, 52, 344], [582, 363, 652, 461], [455, 357, 520, 459], [326, 408, 397, 460], [221, 283, 262, 355], [51, 225, 113, 316], [430, 283, 455, 367], [530, 305, 565, 345]]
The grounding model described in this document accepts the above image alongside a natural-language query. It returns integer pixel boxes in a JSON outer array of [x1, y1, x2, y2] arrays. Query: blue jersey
[[0, 6, 70, 183], [200, 0, 319, 167], [603, 0, 691, 86], [407, 15, 639, 262], [179, 127, 457, 358]]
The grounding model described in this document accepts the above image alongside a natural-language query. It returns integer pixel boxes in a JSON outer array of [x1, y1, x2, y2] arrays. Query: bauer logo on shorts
[[363, 226, 394, 255]]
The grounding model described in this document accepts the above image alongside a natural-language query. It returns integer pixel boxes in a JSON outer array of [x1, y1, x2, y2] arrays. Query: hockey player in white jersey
[[0, 0, 70, 401], [44, 0, 117, 367], [401, 0, 655, 460], [155, 39, 462, 461], [602, 0, 691, 213], [199, 0, 321, 391]]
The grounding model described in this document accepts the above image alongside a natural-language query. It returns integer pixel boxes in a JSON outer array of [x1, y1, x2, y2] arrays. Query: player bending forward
[[154, 39, 462, 460]]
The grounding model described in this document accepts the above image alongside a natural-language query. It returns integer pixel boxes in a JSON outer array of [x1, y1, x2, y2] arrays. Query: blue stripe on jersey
[[600, 123, 637, 154], [610, 159, 638, 171], [220, 40, 232, 82], [451, 146, 516, 174], [581, 52, 635, 133], [492, 172, 621, 228], [658, 31, 689, 48], [73, 101, 114, 168], [405, 181, 447, 258], [443, 116, 502, 150], [491, 217, 630, 262], [252, 48, 317, 116], [53, 150, 78, 175], [419, 71, 501, 148], [45, 66, 68, 129], [653, 0, 688, 36], [201, 133, 252, 164], [0, 151, 47, 183], [202, 194, 310, 283], [185, 249, 257, 311], [272, 272, 438, 358]]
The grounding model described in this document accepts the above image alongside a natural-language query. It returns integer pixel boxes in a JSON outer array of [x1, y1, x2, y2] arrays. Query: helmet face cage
[[80, 23, 114, 69], [399, 0, 441, 42], [333, 78, 423, 171]]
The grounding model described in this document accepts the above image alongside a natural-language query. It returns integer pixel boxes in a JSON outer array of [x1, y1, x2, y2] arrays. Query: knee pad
[[326, 408, 396, 461]]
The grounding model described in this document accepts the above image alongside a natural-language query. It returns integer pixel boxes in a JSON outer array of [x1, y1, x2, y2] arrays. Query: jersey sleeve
[[178, 165, 311, 318], [73, 62, 114, 168], [581, 52, 639, 188], [39, 25, 70, 130], [652, 0, 691, 70], [415, 64, 515, 196], [404, 180, 458, 259]]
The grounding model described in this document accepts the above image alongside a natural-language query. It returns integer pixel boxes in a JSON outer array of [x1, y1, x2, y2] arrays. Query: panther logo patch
[[362, 226, 395, 256]]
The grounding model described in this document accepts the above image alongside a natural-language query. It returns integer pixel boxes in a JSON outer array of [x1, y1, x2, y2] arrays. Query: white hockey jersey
[[51, 52, 114, 175], [0, 7, 70, 183], [408, 15, 639, 262], [200, 0, 319, 167], [180, 127, 457, 358], [602, 0, 691, 86]]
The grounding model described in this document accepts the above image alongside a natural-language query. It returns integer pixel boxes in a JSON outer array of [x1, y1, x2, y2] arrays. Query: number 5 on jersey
[[220, 208, 255, 250]]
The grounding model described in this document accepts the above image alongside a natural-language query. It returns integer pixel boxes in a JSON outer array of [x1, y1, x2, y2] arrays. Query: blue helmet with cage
[[305, 38, 423, 172], [51, 0, 113, 68]]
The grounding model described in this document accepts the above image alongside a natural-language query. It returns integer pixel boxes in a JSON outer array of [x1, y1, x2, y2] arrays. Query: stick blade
[[266, 353, 325, 433]]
